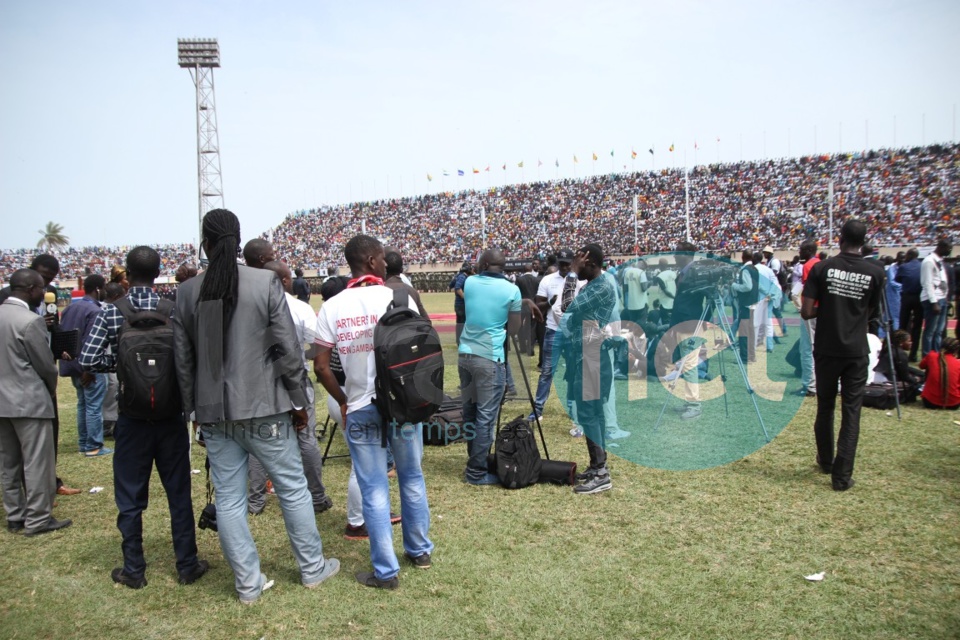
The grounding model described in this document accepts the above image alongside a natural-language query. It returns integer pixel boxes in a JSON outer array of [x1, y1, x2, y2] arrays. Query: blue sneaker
[[85, 447, 113, 457]]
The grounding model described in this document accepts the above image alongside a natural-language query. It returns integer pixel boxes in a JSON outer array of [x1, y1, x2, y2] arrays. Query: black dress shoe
[[23, 517, 72, 537], [178, 559, 210, 585], [7, 520, 24, 533], [833, 478, 856, 492], [112, 567, 147, 589]]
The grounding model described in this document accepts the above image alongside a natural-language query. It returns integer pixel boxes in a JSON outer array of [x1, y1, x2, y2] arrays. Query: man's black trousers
[[813, 354, 868, 490], [113, 413, 200, 579]]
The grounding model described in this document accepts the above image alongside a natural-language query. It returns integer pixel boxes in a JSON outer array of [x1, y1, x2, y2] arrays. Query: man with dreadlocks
[[174, 209, 339, 604]]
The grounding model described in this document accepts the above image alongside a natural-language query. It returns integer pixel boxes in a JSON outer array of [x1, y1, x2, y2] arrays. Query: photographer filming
[[665, 242, 707, 419]]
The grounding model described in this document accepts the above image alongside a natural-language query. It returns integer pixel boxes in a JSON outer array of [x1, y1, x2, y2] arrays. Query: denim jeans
[[248, 388, 327, 513], [344, 403, 432, 580], [533, 329, 562, 415], [799, 318, 816, 392], [201, 413, 328, 601], [72, 373, 106, 452], [459, 354, 505, 482], [921, 298, 948, 357]]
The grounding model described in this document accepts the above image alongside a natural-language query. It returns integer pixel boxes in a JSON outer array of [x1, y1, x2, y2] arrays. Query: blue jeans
[[921, 298, 948, 357], [72, 373, 106, 452], [799, 318, 816, 392], [459, 354, 505, 481], [201, 413, 328, 601], [533, 329, 562, 415], [344, 403, 432, 580]]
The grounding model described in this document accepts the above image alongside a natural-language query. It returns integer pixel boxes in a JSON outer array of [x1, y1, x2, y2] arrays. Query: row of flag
[[425, 141, 719, 181]]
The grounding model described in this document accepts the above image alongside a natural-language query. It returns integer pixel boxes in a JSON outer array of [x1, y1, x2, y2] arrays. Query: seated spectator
[[873, 330, 923, 402], [919, 338, 960, 410]]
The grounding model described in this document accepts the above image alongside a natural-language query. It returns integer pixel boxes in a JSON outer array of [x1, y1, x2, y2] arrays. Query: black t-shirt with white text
[[803, 253, 885, 358]]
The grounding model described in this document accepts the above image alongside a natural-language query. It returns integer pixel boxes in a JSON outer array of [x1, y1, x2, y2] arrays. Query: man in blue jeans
[[458, 248, 530, 485], [531, 249, 575, 420], [59, 274, 111, 457], [920, 239, 952, 357], [174, 211, 338, 603], [315, 234, 433, 590]]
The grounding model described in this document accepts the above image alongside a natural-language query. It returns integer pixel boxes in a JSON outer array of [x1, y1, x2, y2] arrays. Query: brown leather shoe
[[57, 486, 81, 496]]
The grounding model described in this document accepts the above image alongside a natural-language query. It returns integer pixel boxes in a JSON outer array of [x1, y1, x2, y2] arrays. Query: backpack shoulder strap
[[155, 298, 175, 319], [392, 286, 407, 310], [113, 296, 133, 319]]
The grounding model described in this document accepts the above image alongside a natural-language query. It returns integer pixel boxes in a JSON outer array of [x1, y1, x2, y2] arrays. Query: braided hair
[[199, 208, 241, 326], [938, 338, 960, 407]]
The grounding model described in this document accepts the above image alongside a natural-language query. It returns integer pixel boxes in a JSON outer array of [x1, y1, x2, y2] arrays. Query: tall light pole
[[178, 38, 224, 260]]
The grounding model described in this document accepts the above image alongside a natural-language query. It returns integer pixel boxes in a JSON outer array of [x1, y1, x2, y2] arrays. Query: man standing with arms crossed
[[802, 220, 884, 491]]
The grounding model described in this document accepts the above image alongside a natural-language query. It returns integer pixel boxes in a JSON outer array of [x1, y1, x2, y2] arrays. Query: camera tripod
[[653, 286, 770, 442], [878, 284, 902, 420]]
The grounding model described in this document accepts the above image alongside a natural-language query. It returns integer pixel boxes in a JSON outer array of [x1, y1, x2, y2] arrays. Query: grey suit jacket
[[173, 266, 308, 424], [0, 299, 57, 419]]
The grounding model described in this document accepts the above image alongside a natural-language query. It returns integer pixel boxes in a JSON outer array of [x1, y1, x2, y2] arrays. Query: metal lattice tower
[[178, 38, 224, 254]]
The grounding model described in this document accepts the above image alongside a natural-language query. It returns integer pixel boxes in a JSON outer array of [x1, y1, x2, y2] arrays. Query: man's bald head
[[263, 260, 293, 294], [478, 248, 506, 272], [9, 268, 45, 307], [243, 238, 276, 268]]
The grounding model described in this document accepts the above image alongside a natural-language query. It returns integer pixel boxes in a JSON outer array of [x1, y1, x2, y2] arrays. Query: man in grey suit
[[174, 209, 339, 604], [0, 269, 72, 536]]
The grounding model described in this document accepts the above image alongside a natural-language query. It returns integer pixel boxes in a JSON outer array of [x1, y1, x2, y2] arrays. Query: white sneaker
[[569, 426, 584, 437], [606, 427, 631, 440]]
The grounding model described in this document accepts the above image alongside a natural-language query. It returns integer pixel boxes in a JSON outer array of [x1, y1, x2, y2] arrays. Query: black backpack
[[114, 297, 182, 420], [495, 415, 543, 489], [373, 288, 445, 436]]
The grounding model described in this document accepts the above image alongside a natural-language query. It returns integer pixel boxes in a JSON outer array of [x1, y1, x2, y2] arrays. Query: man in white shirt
[[754, 252, 781, 353], [314, 234, 433, 590], [920, 239, 952, 356], [530, 249, 575, 419], [621, 260, 649, 326], [247, 260, 332, 516]]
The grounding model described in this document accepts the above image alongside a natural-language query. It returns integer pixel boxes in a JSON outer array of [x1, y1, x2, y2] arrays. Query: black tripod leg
[[512, 333, 550, 460], [879, 287, 902, 420], [321, 419, 338, 464]]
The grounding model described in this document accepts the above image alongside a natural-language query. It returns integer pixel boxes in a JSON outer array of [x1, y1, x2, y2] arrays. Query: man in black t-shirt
[[801, 220, 885, 491]]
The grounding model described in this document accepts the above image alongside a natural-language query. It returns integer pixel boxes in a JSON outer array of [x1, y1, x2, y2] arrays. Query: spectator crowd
[[2, 144, 957, 281]]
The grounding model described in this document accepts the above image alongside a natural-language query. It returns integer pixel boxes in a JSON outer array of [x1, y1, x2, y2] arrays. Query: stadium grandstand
[[3, 143, 957, 283]]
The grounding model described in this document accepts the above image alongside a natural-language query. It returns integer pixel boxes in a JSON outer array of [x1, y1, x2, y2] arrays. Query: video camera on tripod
[[682, 260, 739, 294]]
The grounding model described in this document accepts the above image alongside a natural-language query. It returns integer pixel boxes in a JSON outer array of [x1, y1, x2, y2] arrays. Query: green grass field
[[1, 293, 957, 639]]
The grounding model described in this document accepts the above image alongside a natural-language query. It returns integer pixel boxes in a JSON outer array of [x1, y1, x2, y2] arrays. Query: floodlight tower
[[178, 38, 224, 256]]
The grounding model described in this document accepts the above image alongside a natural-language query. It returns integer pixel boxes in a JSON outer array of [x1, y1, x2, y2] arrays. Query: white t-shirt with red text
[[315, 285, 416, 414]]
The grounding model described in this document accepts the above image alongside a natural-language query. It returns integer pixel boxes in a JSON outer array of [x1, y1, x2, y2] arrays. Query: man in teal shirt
[[459, 249, 523, 485]]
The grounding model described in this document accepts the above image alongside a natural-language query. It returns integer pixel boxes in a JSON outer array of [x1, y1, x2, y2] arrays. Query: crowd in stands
[[267, 143, 959, 267], [0, 244, 196, 284], [2, 144, 957, 281]]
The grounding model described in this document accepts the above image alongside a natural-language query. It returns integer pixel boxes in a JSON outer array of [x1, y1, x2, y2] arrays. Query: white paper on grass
[[89, 486, 104, 493], [804, 572, 825, 582]]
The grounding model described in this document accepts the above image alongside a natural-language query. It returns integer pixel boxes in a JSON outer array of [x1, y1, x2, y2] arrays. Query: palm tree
[[37, 222, 69, 252]]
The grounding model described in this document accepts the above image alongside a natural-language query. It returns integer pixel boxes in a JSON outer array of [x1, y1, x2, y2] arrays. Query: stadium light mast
[[178, 38, 224, 259]]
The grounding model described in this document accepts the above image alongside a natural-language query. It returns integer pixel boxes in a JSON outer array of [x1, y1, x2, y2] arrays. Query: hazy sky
[[2, 0, 958, 249]]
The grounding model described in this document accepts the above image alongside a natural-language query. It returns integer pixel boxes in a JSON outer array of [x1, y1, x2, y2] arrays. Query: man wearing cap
[[530, 249, 576, 420]]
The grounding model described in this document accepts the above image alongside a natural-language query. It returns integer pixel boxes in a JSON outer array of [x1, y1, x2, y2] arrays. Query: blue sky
[[1, 0, 958, 249]]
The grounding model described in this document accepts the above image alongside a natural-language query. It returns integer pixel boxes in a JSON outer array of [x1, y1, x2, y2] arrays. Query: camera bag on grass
[[374, 288, 445, 445], [423, 394, 465, 446], [113, 297, 182, 420], [495, 415, 543, 489]]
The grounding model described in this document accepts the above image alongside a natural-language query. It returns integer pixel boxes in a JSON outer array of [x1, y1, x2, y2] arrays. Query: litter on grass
[[89, 487, 104, 494], [804, 572, 826, 582]]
